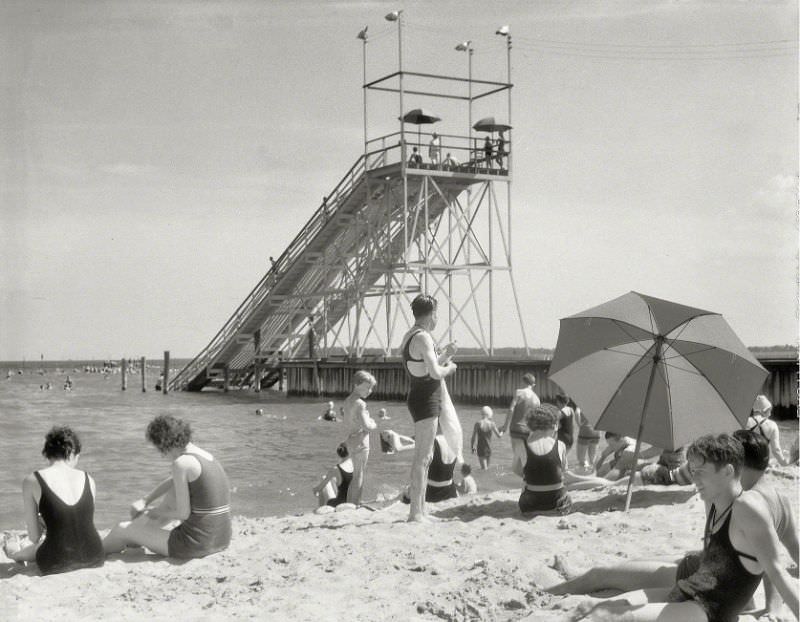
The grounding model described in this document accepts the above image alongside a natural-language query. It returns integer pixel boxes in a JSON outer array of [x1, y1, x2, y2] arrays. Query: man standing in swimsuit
[[400, 295, 457, 523], [548, 434, 799, 622]]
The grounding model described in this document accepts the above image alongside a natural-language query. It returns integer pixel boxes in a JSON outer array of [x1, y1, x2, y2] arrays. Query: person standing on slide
[[400, 295, 457, 523]]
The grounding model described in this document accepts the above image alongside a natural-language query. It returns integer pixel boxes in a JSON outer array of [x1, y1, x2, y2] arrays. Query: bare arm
[[737, 498, 799, 616], [147, 458, 194, 521], [768, 422, 791, 466], [502, 393, 518, 432], [418, 333, 455, 380], [355, 400, 377, 431], [492, 423, 503, 438], [21, 474, 42, 543]]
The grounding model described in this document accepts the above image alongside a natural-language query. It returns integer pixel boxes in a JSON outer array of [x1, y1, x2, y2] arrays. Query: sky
[[0, 0, 797, 360]]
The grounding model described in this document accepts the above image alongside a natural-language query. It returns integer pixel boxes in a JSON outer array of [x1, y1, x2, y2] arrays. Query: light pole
[[495, 25, 511, 172], [385, 11, 404, 156], [357, 26, 368, 157], [455, 41, 474, 155]]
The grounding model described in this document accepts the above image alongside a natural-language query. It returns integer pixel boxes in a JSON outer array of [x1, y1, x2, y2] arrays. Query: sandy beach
[[2, 467, 796, 622]]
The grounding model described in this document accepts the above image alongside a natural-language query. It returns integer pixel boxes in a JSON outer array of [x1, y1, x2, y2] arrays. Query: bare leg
[[478, 456, 489, 470], [587, 443, 598, 467], [577, 443, 588, 470], [566, 588, 706, 622], [547, 560, 679, 595], [317, 481, 336, 507], [102, 515, 171, 556], [408, 417, 437, 522], [3, 534, 40, 563], [346, 449, 369, 505]]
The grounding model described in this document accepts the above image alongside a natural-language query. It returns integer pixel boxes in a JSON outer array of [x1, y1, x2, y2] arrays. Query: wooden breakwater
[[283, 355, 799, 417]]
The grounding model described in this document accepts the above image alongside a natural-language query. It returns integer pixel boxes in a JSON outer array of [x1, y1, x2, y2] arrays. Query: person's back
[[35, 465, 103, 575], [173, 450, 232, 557], [426, 435, 458, 502], [518, 406, 572, 515]]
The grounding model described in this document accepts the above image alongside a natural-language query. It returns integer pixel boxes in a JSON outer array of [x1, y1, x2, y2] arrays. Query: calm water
[[0, 366, 520, 531], [2, 366, 796, 532]]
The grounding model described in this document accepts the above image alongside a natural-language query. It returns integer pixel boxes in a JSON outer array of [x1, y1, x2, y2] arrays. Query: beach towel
[[439, 380, 464, 463]]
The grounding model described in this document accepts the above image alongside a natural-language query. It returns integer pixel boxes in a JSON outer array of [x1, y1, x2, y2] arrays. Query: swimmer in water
[[379, 430, 416, 454], [378, 408, 390, 420], [319, 402, 337, 422]]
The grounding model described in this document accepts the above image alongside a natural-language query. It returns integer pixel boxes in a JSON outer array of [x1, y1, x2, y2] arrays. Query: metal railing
[[365, 130, 510, 174], [170, 154, 367, 390]]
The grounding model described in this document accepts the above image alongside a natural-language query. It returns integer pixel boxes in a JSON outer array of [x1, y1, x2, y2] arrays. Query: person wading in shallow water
[[399, 294, 457, 523]]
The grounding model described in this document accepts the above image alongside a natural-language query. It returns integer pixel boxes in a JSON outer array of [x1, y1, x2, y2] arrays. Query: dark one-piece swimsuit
[[669, 497, 763, 622], [327, 464, 352, 507], [33, 471, 104, 575], [402, 327, 441, 423]]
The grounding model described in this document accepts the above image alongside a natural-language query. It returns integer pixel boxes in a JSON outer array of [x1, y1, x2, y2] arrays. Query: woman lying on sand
[[4, 426, 104, 575], [103, 415, 231, 559]]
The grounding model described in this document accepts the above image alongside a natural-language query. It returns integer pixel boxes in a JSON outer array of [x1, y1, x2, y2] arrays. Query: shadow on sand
[[431, 488, 697, 522]]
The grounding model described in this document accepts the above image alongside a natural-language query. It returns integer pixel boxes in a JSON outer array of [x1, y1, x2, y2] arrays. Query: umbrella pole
[[624, 339, 663, 512]]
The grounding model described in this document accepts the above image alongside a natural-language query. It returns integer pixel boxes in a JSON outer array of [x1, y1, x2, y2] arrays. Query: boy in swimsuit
[[400, 294, 457, 523], [548, 434, 799, 622], [342, 370, 377, 506]]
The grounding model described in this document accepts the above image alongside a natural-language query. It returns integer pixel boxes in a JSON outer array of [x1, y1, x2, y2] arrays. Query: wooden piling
[[141, 356, 147, 392], [223, 364, 230, 392], [163, 351, 170, 394], [253, 330, 261, 393], [121, 358, 128, 391]]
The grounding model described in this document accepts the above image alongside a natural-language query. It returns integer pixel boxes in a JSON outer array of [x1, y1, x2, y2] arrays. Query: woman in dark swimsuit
[[313, 443, 353, 507], [426, 434, 459, 502], [104, 415, 232, 559], [4, 427, 104, 575]]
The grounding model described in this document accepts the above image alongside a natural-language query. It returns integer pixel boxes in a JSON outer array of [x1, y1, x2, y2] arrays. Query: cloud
[[754, 174, 797, 215], [99, 163, 158, 176]]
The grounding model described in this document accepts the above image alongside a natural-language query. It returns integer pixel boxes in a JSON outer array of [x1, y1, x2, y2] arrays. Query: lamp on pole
[[357, 26, 368, 155], [385, 10, 404, 154], [455, 41, 474, 153], [495, 25, 511, 171]]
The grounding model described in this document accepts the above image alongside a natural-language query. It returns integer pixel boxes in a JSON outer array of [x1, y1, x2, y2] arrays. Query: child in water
[[342, 371, 377, 505]]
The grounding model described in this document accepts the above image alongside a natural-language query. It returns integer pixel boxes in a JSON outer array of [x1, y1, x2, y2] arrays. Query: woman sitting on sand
[[514, 404, 572, 515], [312, 443, 353, 507], [4, 426, 104, 575], [103, 415, 231, 559], [746, 395, 791, 466]]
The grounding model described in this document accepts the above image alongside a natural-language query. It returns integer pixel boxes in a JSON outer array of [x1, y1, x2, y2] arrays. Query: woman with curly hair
[[3, 426, 104, 575], [515, 404, 573, 516], [103, 415, 231, 559]]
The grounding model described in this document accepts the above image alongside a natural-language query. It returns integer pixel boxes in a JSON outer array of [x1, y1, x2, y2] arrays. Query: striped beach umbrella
[[548, 291, 768, 510]]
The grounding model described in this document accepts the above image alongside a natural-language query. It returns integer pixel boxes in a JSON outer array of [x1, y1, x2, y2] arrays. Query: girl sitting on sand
[[312, 443, 353, 507], [3, 426, 104, 575], [515, 404, 573, 516], [103, 415, 231, 560]]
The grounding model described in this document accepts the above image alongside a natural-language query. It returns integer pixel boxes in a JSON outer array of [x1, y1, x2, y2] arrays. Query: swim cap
[[752, 395, 772, 414]]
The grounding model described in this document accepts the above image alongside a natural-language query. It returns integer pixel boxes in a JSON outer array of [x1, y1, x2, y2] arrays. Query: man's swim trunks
[[402, 328, 441, 423]]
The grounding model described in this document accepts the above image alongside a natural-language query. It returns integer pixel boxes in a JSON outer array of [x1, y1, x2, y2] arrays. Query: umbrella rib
[[595, 343, 657, 431], [604, 347, 650, 359], [676, 354, 742, 419], [663, 319, 694, 351], [662, 361, 704, 378], [610, 320, 651, 352], [662, 345, 717, 361]]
